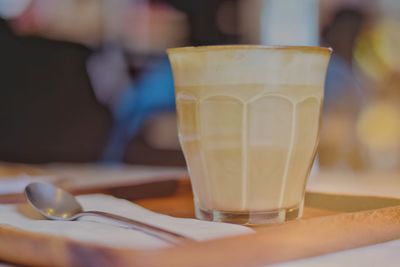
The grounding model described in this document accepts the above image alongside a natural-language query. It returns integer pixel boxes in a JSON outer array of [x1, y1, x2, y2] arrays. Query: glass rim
[[167, 45, 332, 55]]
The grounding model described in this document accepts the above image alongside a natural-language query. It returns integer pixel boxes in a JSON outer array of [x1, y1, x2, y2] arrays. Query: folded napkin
[[0, 194, 253, 250]]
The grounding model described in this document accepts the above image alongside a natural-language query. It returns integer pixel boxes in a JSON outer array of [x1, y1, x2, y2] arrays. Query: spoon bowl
[[25, 182, 83, 220]]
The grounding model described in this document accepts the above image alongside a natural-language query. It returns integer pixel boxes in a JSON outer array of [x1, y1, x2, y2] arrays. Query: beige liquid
[[176, 84, 322, 212]]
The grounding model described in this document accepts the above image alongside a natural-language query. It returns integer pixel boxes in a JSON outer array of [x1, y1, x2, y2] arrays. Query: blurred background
[[1, 0, 400, 172]]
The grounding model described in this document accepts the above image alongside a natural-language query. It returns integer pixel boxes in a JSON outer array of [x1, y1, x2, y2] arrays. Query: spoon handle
[[72, 211, 193, 245]]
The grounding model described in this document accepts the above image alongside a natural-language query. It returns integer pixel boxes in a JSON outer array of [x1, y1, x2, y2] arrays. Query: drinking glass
[[168, 45, 331, 224]]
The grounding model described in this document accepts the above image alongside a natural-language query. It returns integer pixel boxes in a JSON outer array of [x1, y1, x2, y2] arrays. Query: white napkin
[[0, 194, 253, 250]]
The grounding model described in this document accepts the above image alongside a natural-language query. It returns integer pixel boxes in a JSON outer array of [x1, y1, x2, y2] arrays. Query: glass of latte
[[168, 45, 331, 224]]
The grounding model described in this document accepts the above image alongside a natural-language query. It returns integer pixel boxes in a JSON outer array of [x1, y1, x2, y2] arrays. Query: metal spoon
[[24, 182, 191, 245]]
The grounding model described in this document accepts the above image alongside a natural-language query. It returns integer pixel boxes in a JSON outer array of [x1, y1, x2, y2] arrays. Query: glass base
[[195, 203, 303, 225]]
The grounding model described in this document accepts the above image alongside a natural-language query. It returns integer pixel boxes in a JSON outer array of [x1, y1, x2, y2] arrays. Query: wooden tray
[[1, 180, 400, 267]]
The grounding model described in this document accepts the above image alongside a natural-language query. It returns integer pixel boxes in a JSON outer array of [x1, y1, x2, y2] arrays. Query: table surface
[[1, 164, 400, 267]]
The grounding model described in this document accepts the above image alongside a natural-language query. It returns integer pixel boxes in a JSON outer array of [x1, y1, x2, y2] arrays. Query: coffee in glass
[[168, 45, 331, 224]]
